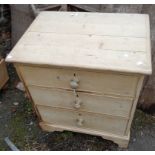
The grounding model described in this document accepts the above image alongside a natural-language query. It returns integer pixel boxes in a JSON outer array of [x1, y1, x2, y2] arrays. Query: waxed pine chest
[[6, 12, 152, 148]]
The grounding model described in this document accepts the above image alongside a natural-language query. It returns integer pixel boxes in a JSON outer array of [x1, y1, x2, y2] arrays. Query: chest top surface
[[6, 11, 152, 74]]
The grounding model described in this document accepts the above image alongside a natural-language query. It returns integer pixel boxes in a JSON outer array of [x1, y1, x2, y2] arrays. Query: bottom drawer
[[37, 105, 127, 135]]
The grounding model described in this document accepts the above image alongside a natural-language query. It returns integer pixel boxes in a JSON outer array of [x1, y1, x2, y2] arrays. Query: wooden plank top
[[6, 11, 152, 74]]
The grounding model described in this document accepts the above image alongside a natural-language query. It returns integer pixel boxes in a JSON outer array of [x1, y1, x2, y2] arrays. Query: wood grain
[[28, 85, 133, 118], [6, 11, 151, 148], [6, 12, 152, 75], [0, 59, 9, 89], [19, 65, 139, 98], [39, 121, 130, 148], [37, 105, 128, 135]]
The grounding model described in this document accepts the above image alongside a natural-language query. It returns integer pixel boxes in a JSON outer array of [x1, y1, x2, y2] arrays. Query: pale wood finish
[[39, 121, 130, 148], [28, 85, 133, 118], [6, 12, 151, 75], [125, 76, 145, 134], [18, 65, 139, 98], [20, 32, 147, 52], [37, 105, 128, 135], [29, 12, 147, 37], [14, 63, 42, 121], [13, 63, 144, 148], [6, 12, 152, 148], [0, 59, 9, 89], [10, 4, 155, 109]]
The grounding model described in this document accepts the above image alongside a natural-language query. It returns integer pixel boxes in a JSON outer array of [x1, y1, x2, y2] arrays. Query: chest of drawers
[[6, 12, 152, 148]]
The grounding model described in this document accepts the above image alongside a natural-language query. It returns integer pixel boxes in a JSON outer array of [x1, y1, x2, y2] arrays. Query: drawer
[[19, 65, 139, 97], [37, 105, 127, 135], [29, 86, 133, 118]]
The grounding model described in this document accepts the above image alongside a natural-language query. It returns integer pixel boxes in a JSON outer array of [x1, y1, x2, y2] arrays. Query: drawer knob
[[76, 118, 84, 126], [74, 98, 82, 109], [70, 78, 79, 89]]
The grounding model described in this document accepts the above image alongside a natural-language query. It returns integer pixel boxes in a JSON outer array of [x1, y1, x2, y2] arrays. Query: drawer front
[[29, 86, 133, 118], [37, 105, 127, 135], [19, 65, 139, 97]]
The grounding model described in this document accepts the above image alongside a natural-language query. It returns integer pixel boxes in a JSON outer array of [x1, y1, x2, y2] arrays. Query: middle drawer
[[29, 86, 133, 118]]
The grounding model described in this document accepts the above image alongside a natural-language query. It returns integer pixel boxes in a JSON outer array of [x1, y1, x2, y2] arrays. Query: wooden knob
[[74, 98, 82, 109], [76, 118, 84, 126], [70, 79, 79, 89]]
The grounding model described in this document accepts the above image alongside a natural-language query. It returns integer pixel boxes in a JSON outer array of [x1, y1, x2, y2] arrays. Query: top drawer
[[19, 65, 139, 97]]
